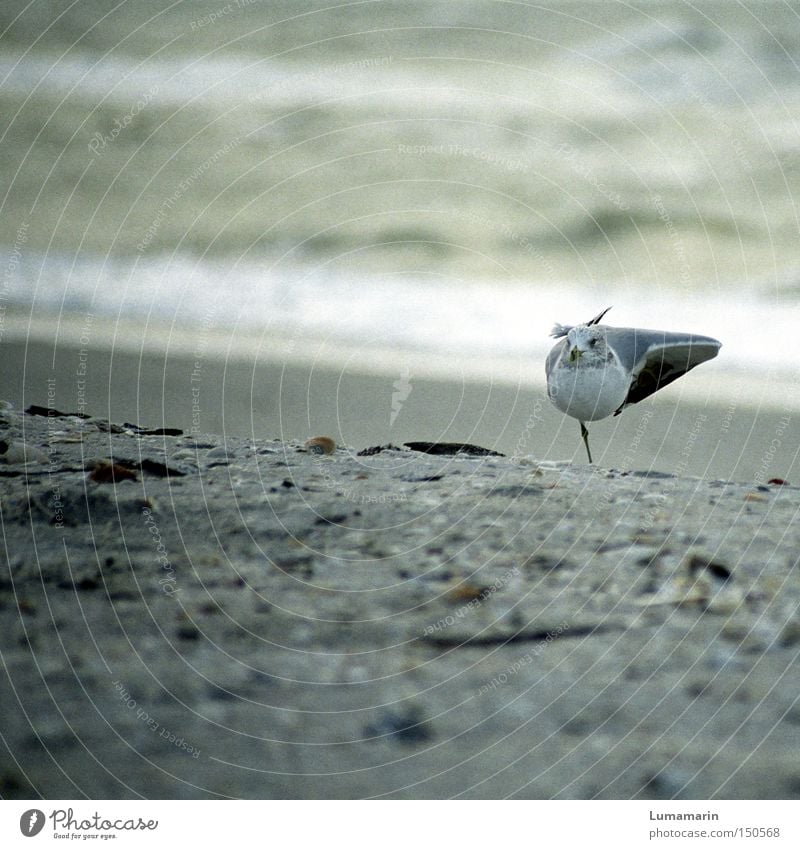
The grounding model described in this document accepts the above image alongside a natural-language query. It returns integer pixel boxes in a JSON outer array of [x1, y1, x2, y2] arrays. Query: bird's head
[[565, 325, 608, 364]]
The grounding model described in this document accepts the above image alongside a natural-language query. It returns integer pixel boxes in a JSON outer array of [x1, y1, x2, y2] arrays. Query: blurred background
[[1, 0, 797, 477]]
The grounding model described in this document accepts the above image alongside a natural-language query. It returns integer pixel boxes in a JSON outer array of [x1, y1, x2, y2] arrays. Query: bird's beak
[[568, 345, 582, 363]]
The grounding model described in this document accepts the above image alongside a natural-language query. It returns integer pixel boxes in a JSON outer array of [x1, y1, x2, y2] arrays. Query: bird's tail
[[549, 323, 571, 338]]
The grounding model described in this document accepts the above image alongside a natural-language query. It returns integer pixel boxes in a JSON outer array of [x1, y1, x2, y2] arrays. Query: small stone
[[183, 439, 216, 449], [645, 768, 693, 798], [722, 620, 780, 652], [177, 624, 200, 641], [784, 703, 800, 725], [314, 512, 348, 526], [87, 418, 126, 433], [273, 555, 313, 577], [363, 707, 432, 745], [0, 440, 48, 465], [305, 436, 336, 455], [17, 598, 37, 616], [50, 434, 85, 444], [780, 620, 800, 647], [687, 553, 732, 582], [356, 444, 399, 456], [88, 461, 137, 484], [207, 446, 235, 460], [705, 585, 745, 614], [404, 441, 503, 457], [446, 584, 491, 603]]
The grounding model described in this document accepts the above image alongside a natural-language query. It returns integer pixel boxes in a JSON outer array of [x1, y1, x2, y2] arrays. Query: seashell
[[305, 436, 335, 455]]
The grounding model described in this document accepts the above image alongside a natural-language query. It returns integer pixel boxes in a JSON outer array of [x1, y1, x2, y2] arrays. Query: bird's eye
[[589, 338, 597, 347]]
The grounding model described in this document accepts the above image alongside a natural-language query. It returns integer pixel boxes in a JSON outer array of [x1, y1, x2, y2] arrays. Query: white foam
[[6, 248, 797, 408]]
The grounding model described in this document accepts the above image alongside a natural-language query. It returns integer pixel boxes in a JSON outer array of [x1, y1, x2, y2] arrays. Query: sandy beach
[[1, 337, 795, 486], [1, 397, 798, 799], [3, 0, 800, 807]]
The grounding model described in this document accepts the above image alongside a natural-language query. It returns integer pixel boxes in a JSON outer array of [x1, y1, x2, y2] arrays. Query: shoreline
[[1, 335, 796, 484], [3, 305, 798, 410]]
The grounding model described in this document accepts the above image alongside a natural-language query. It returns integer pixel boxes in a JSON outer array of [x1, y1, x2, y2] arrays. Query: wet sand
[[0, 338, 796, 484]]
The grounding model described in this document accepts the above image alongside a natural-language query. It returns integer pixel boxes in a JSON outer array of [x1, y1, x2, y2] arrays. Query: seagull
[[546, 307, 721, 463]]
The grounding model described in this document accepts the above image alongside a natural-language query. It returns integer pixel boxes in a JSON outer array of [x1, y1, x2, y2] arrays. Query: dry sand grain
[[1, 408, 799, 799]]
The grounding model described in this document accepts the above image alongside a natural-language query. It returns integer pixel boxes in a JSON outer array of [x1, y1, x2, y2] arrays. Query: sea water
[[1, 1, 798, 400]]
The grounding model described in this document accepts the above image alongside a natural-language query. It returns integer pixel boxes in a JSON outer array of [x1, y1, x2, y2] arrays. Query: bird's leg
[[580, 421, 593, 463]]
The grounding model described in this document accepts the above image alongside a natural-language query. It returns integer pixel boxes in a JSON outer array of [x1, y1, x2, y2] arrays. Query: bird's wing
[[604, 328, 722, 414]]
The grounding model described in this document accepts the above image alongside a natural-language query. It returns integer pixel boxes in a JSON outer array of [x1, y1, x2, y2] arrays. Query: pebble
[[0, 440, 48, 465], [363, 707, 432, 745], [645, 768, 694, 798], [88, 461, 138, 484], [686, 553, 732, 582], [305, 436, 336, 455], [176, 624, 201, 641], [780, 620, 800, 647], [446, 583, 491, 603], [86, 418, 127, 433]]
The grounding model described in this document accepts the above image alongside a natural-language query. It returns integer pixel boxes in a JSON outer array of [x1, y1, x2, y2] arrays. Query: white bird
[[546, 307, 721, 463]]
